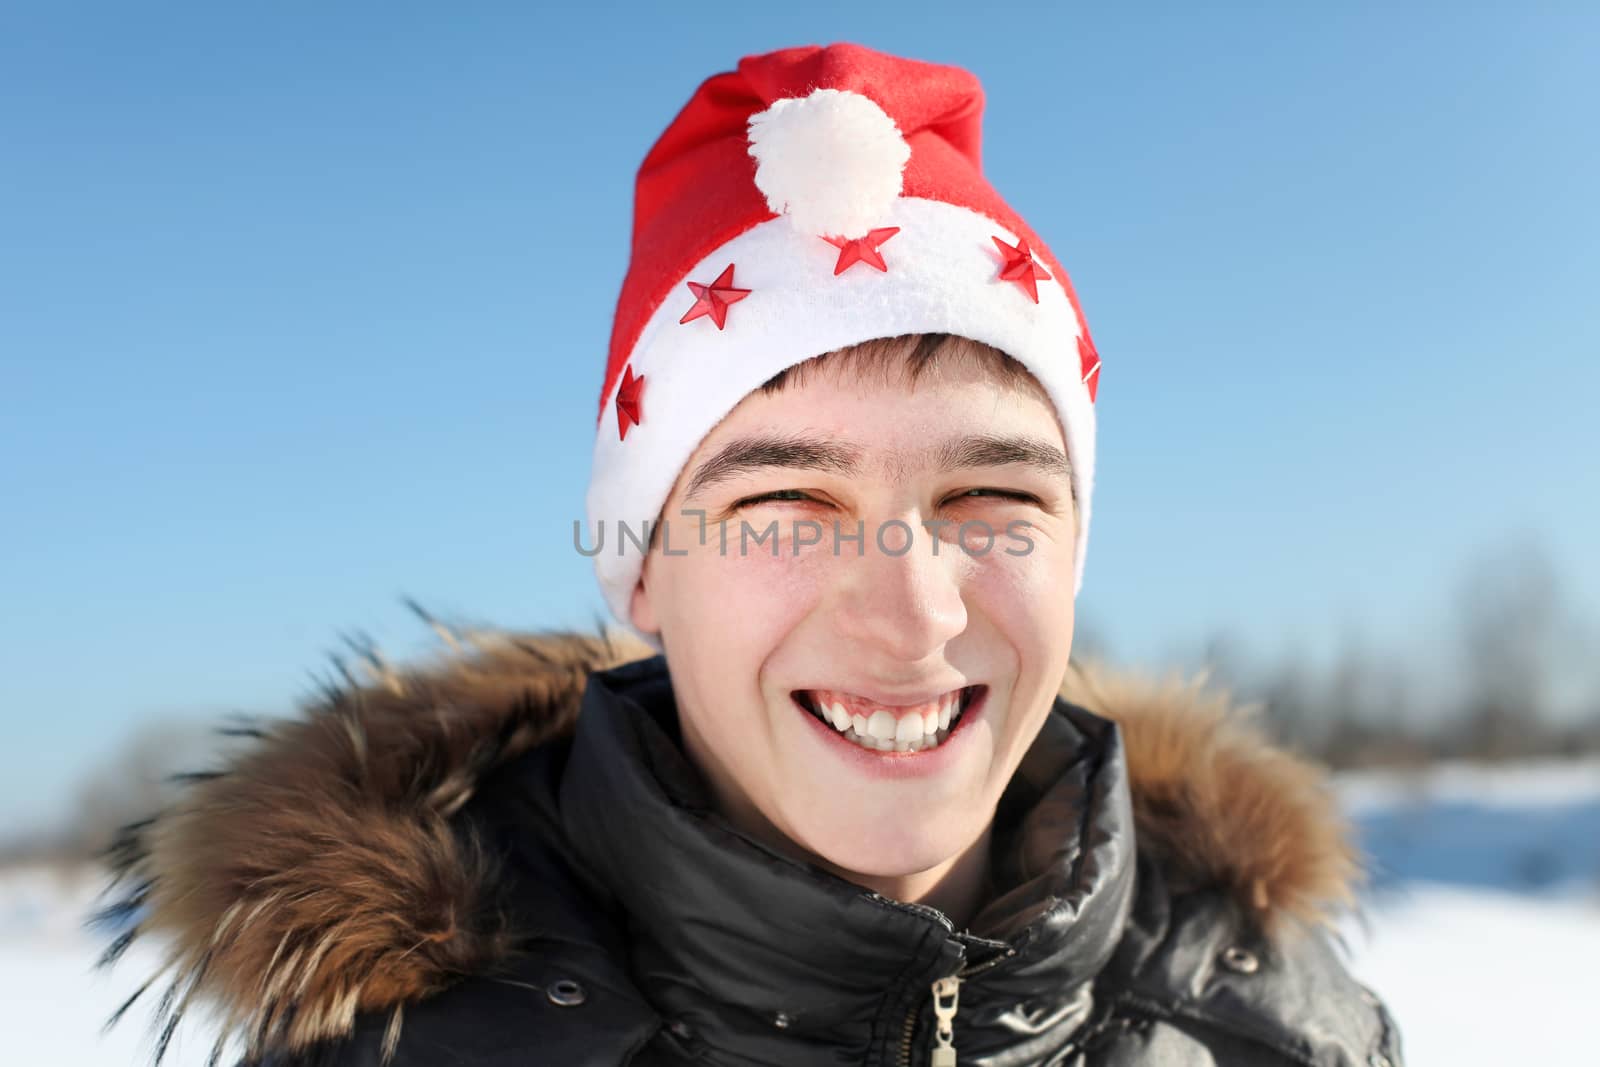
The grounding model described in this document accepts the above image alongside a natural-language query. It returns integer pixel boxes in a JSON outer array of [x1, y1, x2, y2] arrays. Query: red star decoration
[[821, 226, 901, 275], [614, 364, 644, 440], [678, 263, 751, 330], [1077, 333, 1101, 404], [991, 235, 1052, 304]]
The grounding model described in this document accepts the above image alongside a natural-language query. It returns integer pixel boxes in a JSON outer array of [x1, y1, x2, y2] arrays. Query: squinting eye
[[949, 488, 1038, 504], [733, 489, 814, 508]]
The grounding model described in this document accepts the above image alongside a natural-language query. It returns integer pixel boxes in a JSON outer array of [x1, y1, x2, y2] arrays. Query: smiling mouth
[[792, 685, 982, 754]]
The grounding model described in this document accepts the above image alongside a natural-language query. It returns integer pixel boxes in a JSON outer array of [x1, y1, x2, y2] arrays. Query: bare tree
[[8, 716, 233, 866], [1451, 536, 1568, 760]]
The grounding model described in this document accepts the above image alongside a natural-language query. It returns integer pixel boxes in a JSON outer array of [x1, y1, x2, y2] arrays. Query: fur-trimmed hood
[[89, 625, 1360, 1065]]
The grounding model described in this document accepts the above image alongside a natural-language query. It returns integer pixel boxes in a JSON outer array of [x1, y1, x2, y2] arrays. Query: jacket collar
[[555, 654, 1136, 1062]]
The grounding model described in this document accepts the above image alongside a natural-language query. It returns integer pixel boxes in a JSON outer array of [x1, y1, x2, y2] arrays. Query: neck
[[823, 821, 994, 930], [690, 745, 995, 929]]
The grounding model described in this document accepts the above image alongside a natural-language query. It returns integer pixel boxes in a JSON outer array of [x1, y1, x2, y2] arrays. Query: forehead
[[676, 359, 1070, 501], [740, 349, 1054, 431]]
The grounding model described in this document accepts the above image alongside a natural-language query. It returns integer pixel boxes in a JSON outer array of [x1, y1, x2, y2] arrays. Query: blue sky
[[2, 3, 1596, 835]]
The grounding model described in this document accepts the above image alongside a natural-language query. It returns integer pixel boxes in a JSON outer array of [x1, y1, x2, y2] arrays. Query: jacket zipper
[[870, 892, 1013, 1067], [928, 975, 961, 1065], [894, 945, 1016, 1066]]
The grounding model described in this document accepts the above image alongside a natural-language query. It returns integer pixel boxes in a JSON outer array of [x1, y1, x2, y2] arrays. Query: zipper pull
[[929, 974, 961, 1066]]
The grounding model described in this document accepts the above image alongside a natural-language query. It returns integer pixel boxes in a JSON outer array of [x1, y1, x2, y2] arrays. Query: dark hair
[[757, 332, 1043, 397]]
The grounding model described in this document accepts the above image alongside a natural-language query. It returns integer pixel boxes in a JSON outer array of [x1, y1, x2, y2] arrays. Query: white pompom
[[746, 88, 911, 240]]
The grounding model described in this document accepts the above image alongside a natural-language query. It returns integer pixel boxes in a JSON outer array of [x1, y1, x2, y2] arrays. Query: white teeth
[[866, 709, 898, 741], [894, 714, 922, 745], [806, 688, 969, 755], [828, 701, 851, 731]]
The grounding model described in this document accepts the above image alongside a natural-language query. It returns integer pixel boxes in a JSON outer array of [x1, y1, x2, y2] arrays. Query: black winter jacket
[[93, 629, 1404, 1067]]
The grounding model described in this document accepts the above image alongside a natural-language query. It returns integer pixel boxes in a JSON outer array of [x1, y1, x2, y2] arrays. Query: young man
[[94, 43, 1404, 1066]]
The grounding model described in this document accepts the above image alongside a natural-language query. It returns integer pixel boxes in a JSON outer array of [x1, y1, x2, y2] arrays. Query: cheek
[[964, 533, 1076, 655], [656, 541, 832, 796], [653, 534, 828, 676]]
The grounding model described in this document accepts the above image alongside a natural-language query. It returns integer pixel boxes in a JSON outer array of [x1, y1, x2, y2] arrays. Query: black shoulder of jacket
[[1086, 854, 1404, 1067]]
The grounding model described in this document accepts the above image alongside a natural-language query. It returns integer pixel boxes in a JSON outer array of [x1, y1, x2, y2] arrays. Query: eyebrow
[[934, 434, 1073, 482], [681, 432, 1071, 502], [684, 435, 862, 502]]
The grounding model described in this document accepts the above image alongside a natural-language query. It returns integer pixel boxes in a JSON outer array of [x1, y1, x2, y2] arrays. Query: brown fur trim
[[1060, 657, 1361, 934], [90, 626, 646, 1065], [90, 625, 1358, 1063]]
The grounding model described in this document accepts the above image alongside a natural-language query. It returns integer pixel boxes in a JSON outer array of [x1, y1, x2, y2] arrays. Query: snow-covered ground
[[1, 865, 240, 1066], [1342, 883, 1598, 1065], [4, 759, 1598, 1066], [1331, 758, 1600, 1066]]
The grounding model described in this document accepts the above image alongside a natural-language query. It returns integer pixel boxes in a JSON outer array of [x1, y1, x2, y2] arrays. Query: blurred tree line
[[1168, 537, 1600, 769]]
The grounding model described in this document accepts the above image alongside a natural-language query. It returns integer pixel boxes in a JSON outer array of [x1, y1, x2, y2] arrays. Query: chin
[[786, 804, 987, 882]]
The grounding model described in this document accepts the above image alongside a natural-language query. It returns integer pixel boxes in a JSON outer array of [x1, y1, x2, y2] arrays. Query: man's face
[[629, 354, 1077, 881]]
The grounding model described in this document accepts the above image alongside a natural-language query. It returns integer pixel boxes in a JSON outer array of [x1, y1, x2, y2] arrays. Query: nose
[[831, 520, 968, 664]]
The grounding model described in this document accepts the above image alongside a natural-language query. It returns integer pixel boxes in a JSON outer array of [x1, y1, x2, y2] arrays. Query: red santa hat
[[586, 42, 1101, 636]]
